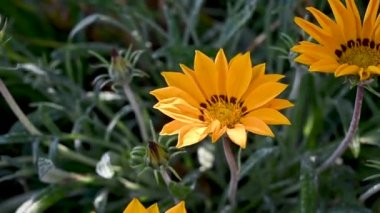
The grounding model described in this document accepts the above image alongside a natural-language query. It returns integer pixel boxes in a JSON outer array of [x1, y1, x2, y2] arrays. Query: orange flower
[[292, 0, 380, 81], [123, 198, 186, 213], [151, 49, 292, 148]]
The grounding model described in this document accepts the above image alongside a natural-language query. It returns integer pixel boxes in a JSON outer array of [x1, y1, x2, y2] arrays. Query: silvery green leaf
[[38, 158, 72, 184]]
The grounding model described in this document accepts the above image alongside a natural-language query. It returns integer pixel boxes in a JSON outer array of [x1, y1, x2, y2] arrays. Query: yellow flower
[[123, 198, 186, 213], [150, 49, 292, 149], [292, 0, 380, 81], [165, 201, 186, 213]]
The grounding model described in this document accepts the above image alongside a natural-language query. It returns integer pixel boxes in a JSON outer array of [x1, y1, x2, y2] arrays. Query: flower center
[[198, 95, 247, 128], [335, 38, 380, 68]]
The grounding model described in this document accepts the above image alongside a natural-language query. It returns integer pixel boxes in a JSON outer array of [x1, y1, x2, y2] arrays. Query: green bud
[[109, 49, 130, 82], [129, 145, 147, 170], [147, 141, 168, 168]]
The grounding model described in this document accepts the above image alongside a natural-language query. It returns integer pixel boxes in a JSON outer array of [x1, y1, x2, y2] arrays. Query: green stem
[[159, 167, 178, 203], [122, 80, 148, 142], [223, 137, 239, 207], [0, 79, 41, 135], [317, 84, 365, 173]]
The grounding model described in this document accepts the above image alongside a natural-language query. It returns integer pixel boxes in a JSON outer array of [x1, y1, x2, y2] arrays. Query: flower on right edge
[[292, 0, 380, 81]]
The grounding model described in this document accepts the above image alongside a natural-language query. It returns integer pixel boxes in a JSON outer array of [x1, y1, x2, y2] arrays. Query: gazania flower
[[150, 49, 292, 148], [292, 0, 380, 81], [123, 198, 186, 213]]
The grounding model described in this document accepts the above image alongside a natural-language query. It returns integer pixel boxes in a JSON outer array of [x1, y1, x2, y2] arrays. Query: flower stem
[[317, 84, 365, 173], [159, 167, 179, 203], [223, 137, 239, 207], [122, 80, 148, 142], [0, 79, 41, 135]]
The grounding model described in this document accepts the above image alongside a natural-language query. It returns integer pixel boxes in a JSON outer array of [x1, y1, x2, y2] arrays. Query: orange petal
[[241, 117, 274, 137], [334, 64, 359, 77], [150, 86, 199, 107], [154, 98, 201, 123], [165, 201, 187, 213], [194, 50, 219, 98], [215, 49, 228, 93], [294, 54, 319, 65], [346, 0, 362, 38], [123, 198, 147, 213], [359, 68, 371, 81], [161, 72, 205, 102], [306, 7, 346, 43], [294, 17, 339, 49], [177, 125, 208, 148], [264, 99, 294, 110], [251, 63, 266, 80], [226, 124, 247, 148], [367, 65, 380, 75], [252, 74, 285, 89], [309, 58, 339, 72], [244, 82, 288, 111], [147, 203, 160, 213], [160, 120, 188, 135], [362, 0, 379, 39], [327, 0, 355, 41], [210, 120, 226, 142], [246, 108, 291, 125], [227, 52, 252, 99], [292, 41, 336, 59]]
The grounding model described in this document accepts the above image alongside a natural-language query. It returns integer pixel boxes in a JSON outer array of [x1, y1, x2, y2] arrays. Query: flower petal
[[368, 65, 380, 74], [165, 201, 187, 213], [226, 124, 247, 148], [294, 17, 339, 49], [123, 198, 147, 213], [147, 203, 160, 213], [309, 58, 339, 72], [307, 7, 346, 43], [240, 117, 274, 137], [227, 52, 252, 99], [150, 86, 199, 107], [264, 99, 294, 110], [244, 82, 288, 111], [177, 125, 208, 148], [362, 0, 379, 39], [210, 120, 226, 142], [334, 64, 359, 77], [292, 41, 336, 60], [161, 72, 205, 102], [327, 0, 355, 41], [194, 50, 219, 98], [359, 68, 371, 81], [294, 54, 319, 65], [215, 49, 228, 93], [154, 98, 201, 123], [246, 108, 291, 125], [160, 120, 188, 135], [346, 0, 362, 38]]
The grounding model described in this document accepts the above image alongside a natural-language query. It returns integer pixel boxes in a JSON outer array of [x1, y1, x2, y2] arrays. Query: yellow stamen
[[336, 39, 380, 68], [200, 95, 246, 128]]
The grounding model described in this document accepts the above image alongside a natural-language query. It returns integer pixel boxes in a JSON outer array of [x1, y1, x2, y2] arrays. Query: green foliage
[[0, 0, 380, 212]]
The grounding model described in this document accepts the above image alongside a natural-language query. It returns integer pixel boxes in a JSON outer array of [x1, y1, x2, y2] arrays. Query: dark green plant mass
[[0, 0, 380, 212]]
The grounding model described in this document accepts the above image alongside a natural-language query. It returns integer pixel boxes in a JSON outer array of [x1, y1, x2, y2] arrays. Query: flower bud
[[109, 49, 130, 81], [147, 141, 168, 168]]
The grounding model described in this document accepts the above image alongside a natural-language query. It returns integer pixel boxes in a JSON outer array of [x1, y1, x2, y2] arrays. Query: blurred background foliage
[[0, 0, 380, 212]]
